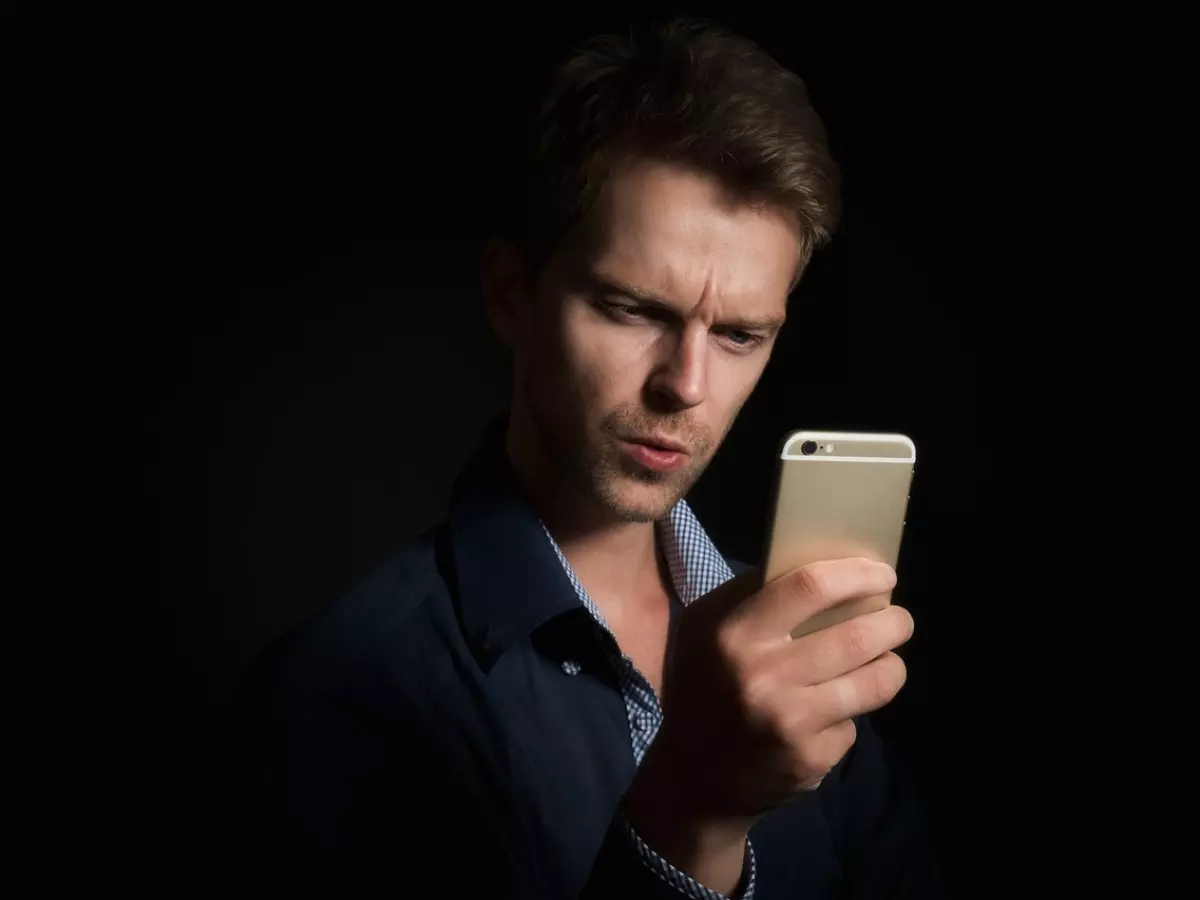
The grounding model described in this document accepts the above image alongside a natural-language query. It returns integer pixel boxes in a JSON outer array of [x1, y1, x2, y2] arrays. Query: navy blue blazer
[[237, 419, 944, 898]]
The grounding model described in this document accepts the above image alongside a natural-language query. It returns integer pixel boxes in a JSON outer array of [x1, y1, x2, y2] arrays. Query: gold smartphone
[[761, 430, 916, 639]]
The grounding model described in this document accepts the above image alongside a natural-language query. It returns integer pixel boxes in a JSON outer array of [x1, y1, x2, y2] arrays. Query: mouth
[[625, 434, 689, 455], [618, 434, 691, 473]]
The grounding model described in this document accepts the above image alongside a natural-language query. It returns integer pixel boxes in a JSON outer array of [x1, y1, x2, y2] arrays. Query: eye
[[716, 328, 765, 350], [596, 297, 650, 322]]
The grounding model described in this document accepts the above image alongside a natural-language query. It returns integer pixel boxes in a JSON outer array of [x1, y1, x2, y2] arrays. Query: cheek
[[558, 305, 655, 398], [521, 301, 620, 425], [711, 356, 769, 428]]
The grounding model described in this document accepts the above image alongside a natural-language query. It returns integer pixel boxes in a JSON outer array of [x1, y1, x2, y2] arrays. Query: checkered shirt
[[540, 499, 757, 900]]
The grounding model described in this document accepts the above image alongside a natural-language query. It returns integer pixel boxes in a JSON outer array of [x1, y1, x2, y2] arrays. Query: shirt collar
[[445, 412, 734, 670]]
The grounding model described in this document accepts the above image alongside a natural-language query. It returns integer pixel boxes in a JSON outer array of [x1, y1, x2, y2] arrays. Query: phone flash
[[824, 444, 835, 453]]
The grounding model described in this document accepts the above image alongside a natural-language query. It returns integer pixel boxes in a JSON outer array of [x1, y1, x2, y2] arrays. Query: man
[[239, 16, 943, 898]]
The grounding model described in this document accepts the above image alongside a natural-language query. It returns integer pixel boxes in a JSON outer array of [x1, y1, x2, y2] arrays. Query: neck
[[504, 410, 666, 604]]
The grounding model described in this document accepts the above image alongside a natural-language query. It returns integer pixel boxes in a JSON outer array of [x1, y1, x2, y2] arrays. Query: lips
[[626, 435, 688, 455], [620, 438, 689, 473]]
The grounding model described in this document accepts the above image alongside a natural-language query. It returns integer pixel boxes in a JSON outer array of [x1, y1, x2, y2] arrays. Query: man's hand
[[624, 558, 914, 894]]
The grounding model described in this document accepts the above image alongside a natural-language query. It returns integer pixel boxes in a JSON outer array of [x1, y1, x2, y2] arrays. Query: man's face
[[511, 159, 802, 523]]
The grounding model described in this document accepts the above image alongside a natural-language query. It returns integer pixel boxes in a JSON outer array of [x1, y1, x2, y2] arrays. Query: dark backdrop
[[15, 10, 1186, 898]]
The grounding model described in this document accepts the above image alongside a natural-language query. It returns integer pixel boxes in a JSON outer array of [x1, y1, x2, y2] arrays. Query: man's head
[[482, 17, 840, 525]]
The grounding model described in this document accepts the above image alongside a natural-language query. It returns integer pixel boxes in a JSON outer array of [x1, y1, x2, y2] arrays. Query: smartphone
[[761, 430, 916, 639]]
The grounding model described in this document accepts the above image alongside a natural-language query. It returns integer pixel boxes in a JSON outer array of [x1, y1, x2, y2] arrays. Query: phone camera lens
[[800, 440, 818, 456]]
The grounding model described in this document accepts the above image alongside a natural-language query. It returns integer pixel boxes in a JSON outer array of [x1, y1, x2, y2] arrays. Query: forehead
[[581, 159, 802, 309]]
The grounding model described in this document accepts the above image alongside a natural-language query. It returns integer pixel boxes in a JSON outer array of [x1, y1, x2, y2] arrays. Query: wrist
[[625, 737, 750, 894]]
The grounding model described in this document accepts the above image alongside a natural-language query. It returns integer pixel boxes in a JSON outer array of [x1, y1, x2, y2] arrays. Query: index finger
[[732, 557, 897, 645]]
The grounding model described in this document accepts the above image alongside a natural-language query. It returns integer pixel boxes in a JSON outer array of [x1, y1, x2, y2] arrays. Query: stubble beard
[[528, 385, 714, 524]]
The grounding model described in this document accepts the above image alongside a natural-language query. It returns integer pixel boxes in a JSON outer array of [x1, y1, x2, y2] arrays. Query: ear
[[480, 238, 533, 347]]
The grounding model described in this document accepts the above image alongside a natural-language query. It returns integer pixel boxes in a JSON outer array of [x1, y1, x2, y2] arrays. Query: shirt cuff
[[619, 812, 757, 900]]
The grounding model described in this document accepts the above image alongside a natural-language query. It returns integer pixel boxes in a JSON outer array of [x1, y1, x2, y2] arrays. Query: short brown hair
[[518, 16, 841, 272]]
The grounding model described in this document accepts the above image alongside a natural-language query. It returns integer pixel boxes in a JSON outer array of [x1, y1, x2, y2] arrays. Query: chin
[[593, 469, 694, 523]]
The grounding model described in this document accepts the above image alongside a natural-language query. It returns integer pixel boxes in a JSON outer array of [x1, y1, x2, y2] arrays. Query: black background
[[13, 10, 1190, 897]]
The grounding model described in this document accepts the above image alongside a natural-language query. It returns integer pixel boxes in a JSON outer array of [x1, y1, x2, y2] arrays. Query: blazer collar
[[445, 412, 587, 671]]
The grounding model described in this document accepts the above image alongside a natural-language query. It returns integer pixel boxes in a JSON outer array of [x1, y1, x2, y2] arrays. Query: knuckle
[[739, 664, 777, 713], [714, 621, 741, 663], [782, 689, 819, 735], [792, 563, 829, 602], [828, 671, 861, 715], [841, 617, 874, 661], [715, 620, 752, 670]]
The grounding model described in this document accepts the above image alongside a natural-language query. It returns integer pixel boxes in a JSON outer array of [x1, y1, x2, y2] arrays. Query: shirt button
[[561, 659, 581, 676]]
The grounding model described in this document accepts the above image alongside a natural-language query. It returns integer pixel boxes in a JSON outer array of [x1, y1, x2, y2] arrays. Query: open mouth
[[620, 438, 689, 472]]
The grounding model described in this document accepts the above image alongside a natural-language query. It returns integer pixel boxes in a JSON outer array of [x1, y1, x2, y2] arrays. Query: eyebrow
[[590, 273, 787, 332]]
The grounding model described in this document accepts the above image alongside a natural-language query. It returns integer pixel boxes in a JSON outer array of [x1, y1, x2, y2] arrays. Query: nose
[[646, 324, 708, 411]]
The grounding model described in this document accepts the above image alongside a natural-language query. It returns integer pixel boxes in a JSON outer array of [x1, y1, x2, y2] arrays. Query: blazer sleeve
[[235, 652, 546, 898], [820, 714, 947, 898], [237, 650, 750, 900]]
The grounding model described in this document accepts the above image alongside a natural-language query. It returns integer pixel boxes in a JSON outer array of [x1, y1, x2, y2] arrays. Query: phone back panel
[[762, 431, 915, 638]]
